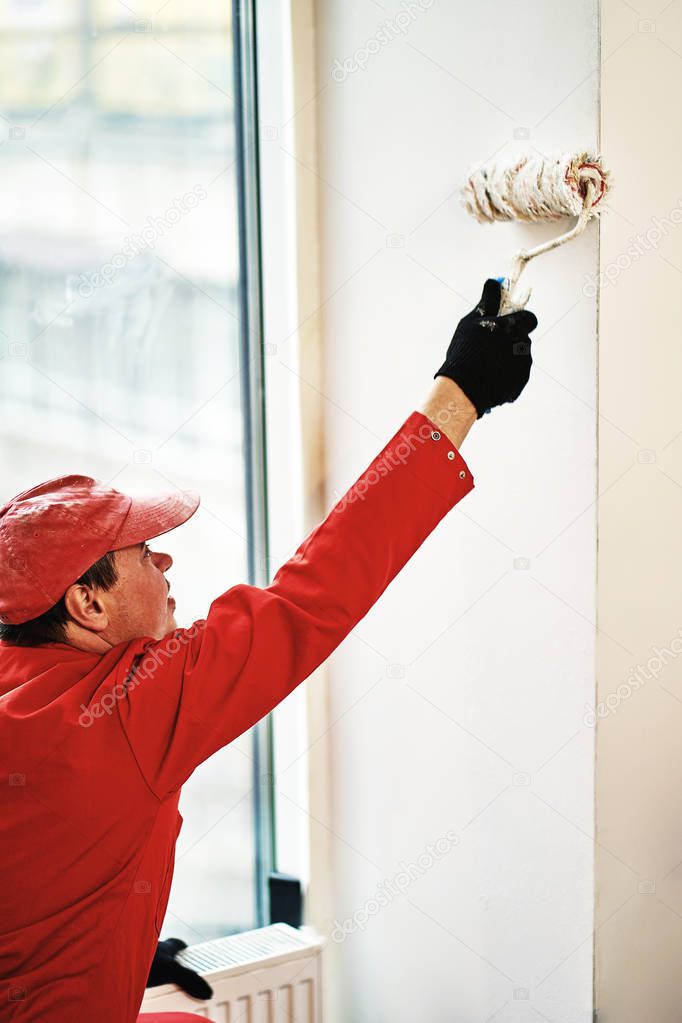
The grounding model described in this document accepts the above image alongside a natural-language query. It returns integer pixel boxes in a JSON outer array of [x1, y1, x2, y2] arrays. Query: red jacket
[[0, 410, 474, 1023]]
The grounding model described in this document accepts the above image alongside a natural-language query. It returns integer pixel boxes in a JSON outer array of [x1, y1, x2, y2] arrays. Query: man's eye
[[144, 544, 152, 558]]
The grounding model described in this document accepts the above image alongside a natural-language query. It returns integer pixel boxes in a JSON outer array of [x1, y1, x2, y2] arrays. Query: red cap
[[0, 474, 200, 625]]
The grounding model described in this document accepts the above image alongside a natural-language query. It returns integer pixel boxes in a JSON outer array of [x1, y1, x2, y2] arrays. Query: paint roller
[[460, 151, 612, 314]]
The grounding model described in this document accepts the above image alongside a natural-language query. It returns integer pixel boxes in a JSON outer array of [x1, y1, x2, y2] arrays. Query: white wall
[[596, 2, 682, 1019], [309, 2, 600, 1020]]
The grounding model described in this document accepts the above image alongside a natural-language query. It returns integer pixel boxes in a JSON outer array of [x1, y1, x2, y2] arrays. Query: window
[[0, 0, 271, 940]]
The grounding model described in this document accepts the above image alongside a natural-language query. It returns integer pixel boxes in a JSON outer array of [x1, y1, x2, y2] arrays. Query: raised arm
[[117, 278, 538, 799]]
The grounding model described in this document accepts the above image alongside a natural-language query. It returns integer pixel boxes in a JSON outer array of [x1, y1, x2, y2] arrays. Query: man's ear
[[63, 583, 110, 633]]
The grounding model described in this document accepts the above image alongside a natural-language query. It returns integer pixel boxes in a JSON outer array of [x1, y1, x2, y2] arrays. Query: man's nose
[[153, 551, 173, 572]]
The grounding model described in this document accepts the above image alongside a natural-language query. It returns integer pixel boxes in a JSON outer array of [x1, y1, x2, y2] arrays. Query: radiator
[[140, 923, 325, 1022]]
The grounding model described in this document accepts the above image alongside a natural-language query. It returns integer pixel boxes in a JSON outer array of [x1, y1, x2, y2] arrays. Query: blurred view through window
[[0, 0, 260, 941]]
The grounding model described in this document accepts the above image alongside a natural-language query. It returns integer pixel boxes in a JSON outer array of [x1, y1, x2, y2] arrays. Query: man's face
[[103, 540, 176, 643]]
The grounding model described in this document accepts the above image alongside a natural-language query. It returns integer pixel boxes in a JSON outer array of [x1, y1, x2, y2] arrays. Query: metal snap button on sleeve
[[431, 430, 441, 441], [447, 451, 455, 460]]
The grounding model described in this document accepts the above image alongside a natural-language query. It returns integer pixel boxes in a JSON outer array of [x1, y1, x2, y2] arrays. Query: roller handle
[[495, 273, 532, 316], [494, 175, 599, 316]]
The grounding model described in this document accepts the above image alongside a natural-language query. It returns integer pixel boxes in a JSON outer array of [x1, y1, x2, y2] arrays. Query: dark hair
[[0, 551, 119, 648]]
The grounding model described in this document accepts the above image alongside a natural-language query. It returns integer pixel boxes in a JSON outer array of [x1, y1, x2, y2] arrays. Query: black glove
[[146, 937, 213, 1000], [434, 278, 538, 418]]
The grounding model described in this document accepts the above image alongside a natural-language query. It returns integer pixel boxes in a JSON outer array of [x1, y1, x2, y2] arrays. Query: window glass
[[0, 0, 258, 940]]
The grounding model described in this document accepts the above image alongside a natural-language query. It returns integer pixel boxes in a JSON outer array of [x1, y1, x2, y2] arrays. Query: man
[[0, 279, 537, 1022]]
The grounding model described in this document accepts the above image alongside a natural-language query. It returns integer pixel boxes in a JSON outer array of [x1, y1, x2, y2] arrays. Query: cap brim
[[113, 489, 200, 549]]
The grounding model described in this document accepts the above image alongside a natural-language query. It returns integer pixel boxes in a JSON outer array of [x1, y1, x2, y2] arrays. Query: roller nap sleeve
[[460, 151, 610, 224]]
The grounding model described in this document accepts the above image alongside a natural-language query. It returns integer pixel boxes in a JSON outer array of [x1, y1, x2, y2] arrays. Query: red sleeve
[[117, 410, 475, 800]]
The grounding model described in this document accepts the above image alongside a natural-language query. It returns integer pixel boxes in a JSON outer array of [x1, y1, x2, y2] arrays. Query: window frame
[[232, 0, 277, 928]]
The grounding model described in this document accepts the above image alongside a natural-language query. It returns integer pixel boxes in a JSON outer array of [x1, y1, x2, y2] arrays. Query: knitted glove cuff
[[433, 364, 488, 419]]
